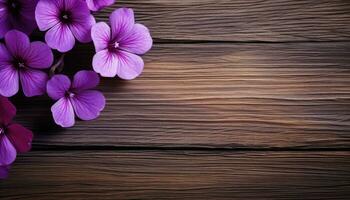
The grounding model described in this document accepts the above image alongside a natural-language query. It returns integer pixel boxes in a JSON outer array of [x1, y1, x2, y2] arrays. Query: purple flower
[[86, 0, 115, 11], [47, 70, 106, 128], [35, 0, 96, 52], [0, 96, 33, 169], [0, 0, 38, 39], [0, 165, 10, 179], [91, 8, 152, 80], [0, 30, 53, 97]]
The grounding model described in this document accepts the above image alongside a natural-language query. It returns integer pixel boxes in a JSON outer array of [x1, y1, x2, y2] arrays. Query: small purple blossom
[[35, 0, 96, 52], [91, 8, 152, 80], [0, 30, 53, 97], [0, 0, 38, 39], [0, 96, 33, 171], [86, 0, 115, 11], [47, 70, 106, 128]]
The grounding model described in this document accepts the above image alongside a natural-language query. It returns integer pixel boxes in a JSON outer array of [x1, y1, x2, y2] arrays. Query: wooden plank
[[93, 0, 350, 42], [12, 42, 350, 148], [1, 151, 349, 199]]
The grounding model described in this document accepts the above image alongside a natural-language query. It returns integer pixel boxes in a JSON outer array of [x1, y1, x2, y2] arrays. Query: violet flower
[[35, 0, 96, 52], [47, 70, 106, 128], [0, 30, 53, 97], [0, 96, 33, 169], [86, 0, 115, 11], [0, 0, 38, 39], [91, 8, 152, 80], [0, 165, 10, 179]]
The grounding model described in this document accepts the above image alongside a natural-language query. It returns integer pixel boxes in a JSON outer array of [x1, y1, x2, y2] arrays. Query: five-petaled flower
[[35, 0, 96, 52], [0, 30, 53, 97], [47, 70, 106, 128], [0, 96, 33, 178], [91, 8, 152, 80], [86, 0, 115, 11], [0, 0, 38, 39]]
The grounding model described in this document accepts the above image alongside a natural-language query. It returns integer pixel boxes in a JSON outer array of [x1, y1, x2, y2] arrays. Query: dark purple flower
[[0, 96, 33, 168], [47, 70, 105, 127], [0, 30, 53, 97], [0, 0, 38, 39], [86, 0, 115, 11], [35, 0, 96, 52], [0, 165, 10, 179], [91, 8, 152, 80]]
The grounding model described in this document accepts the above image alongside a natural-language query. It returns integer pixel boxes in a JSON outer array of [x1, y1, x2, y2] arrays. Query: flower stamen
[[67, 92, 75, 98], [18, 62, 25, 68], [114, 42, 119, 48], [7, 0, 21, 14], [13, 58, 27, 69], [60, 11, 71, 23], [11, 2, 17, 9], [108, 41, 120, 52]]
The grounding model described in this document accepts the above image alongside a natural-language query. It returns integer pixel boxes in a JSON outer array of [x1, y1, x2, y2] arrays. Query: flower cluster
[[0, 0, 152, 179]]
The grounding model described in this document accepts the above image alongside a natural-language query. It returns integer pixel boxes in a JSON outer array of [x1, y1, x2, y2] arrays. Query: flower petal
[[92, 50, 118, 77], [0, 43, 12, 65], [0, 4, 7, 18], [0, 65, 19, 97], [47, 74, 71, 100], [45, 23, 75, 52], [0, 135, 16, 166], [35, 0, 60, 31], [71, 90, 105, 121], [0, 165, 10, 179], [91, 22, 111, 52], [69, 14, 95, 43], [86, 0, 115, 11], [0, 96, 16, 126], [12, 0, 38, 34], [120, 24, 153, 55], [0, 16, 11, 39], [116, 50, 144, 80], [64, 0, 85, 11], [9, 15, 37, 36], [51, 97, 75, 128], [72, 70, 100, 91], [110, 8, 135, 41], [19, 0, 39, 19], [20, 68, 48, 97], [4, 30, 30, 57], [6, 123, 33, 153], [24, 41, 53, 69]]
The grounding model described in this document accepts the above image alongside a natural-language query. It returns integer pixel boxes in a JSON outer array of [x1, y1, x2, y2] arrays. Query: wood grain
[[94, 0, 350, 42], [12, 42, 350, 148], [1, 151, 349, 200]]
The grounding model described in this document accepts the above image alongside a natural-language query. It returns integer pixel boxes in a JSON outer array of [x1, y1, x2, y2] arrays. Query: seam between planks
[[31, 145, 350, 152], [153, 39, 350, 44]]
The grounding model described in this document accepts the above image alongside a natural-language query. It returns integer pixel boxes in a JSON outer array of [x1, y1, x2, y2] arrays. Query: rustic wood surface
[[96, 0, 350, 42], [1, 0, 350, 199], [1, 151, 350, 200]]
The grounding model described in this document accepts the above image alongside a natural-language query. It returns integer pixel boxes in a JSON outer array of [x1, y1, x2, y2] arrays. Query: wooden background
[[1, 0, 350, 199]]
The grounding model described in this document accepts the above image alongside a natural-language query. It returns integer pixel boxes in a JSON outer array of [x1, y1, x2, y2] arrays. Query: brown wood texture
[[1, 151, 350, 200], [94, 0, 350, 42], [12, 42, 350, 148]]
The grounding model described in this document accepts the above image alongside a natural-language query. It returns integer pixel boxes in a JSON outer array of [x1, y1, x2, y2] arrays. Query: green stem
[[49, 54, 65, 77]]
